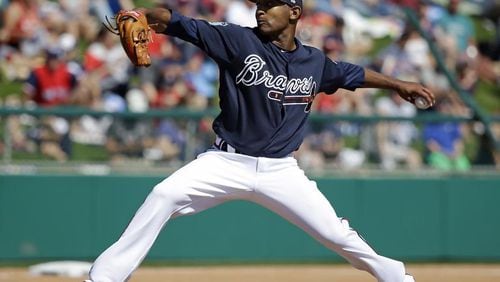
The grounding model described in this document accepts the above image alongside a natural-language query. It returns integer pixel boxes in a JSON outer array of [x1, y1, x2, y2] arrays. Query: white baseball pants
[[89, 150, 407, 282]]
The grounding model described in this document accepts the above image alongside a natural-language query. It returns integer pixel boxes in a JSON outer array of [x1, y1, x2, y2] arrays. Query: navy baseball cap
[[280, 0, 302, 8], [250, 0, 303, 8], [45, 47, 64, 60]]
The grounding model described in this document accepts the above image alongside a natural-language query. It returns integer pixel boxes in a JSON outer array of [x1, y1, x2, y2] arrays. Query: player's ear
[[290, 6, 301, 21]]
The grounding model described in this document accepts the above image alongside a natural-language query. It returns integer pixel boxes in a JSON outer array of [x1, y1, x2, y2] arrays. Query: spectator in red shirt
[[23, 48, 77, 162], [0, 0, 40, 49], [24, 48, 77, 107]]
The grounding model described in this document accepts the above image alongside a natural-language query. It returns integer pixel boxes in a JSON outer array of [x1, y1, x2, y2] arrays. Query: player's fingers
[[400, 91, 414, 103], [415, 86, 432, 105], [149, 23, 167, 33], [422, 87, 436, 106]]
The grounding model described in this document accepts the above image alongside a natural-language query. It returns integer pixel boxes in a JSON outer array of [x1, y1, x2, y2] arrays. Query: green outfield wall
[[1, 174, 499, 262]]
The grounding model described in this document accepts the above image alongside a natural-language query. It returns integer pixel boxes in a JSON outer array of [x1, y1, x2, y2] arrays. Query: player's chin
[[257, 24, 274, 36]]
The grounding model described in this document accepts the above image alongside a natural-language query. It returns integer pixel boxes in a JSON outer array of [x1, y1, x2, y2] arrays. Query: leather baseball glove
[[104, 10, 152, 67]]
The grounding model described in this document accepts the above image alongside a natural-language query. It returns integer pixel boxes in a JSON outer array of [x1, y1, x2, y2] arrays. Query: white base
[[28, 261, 92, 278], [404, 274, 416, 282]]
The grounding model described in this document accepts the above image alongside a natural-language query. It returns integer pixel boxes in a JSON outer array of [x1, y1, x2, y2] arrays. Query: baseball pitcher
[[88, 1, 435, 281]]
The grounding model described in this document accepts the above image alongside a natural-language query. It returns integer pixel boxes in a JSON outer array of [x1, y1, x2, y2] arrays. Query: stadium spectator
[[402, 26, 439, 89], [314, 0, 344, 16], [374, 28, 419, 79], [196, 0, 226, 21], [455, 59, 478, 94], [0, 0, 40, 49], [224, 0, 257, 27], [90, 0, 134, 23], [322, 16, 346, 61], [0, 0, 42, 80], [296, 124, 356, 170], [148, 119, 186, 162], [375, 92, 421, 170], [389, 0, 421, 11], [105, 89, 153, 162], [295, 134, 327, 170], [3, 95, 36, 153], [435, 0, 475, 54], [137, 32, 171, 105], [173, 0, 199, 17], [423, 98, 471, 171], [22, 47, 78, 162], [24, 48, 77, 107], [296, 7, 335, 49], [58, 0, 99, 41], [477, 42, 500, 85], [152, 77, 188, 109], [183, 52, 218, 105], [414, 0, 437, 35], [83, 27, 132, 100], [70, 75, 114, 147], [433, 0, 477, 70]]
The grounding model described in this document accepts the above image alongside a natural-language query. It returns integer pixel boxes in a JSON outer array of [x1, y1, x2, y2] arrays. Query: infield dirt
[[1, 263, 499, 282]]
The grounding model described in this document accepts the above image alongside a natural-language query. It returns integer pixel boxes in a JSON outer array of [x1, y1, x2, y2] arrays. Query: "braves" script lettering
[[236, 54, 317, 112], [236, 54, 316, 95]]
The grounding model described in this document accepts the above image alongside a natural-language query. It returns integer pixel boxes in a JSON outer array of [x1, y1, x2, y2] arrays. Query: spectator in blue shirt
[[423, 98, 471, 171]]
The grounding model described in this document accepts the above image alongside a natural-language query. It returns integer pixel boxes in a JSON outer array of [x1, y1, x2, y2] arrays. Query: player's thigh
[[151, 151, 254, 215], [253, 165, 345, 241]]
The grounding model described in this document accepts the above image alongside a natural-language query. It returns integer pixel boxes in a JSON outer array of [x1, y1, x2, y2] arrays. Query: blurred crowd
[[0, 0, 499, 170]]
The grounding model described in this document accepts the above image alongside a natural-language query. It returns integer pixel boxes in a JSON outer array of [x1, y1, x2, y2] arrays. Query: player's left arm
[[361, 68, 435, 107]]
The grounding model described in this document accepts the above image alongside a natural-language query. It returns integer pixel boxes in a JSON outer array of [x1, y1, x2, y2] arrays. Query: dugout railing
[[0, 106, 498, 173]]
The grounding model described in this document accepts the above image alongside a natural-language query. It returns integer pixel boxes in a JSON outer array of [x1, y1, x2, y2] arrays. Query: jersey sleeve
[[164, 11, 242, 66], [318, 57, 365, 94], [23, 72, 38, 97]]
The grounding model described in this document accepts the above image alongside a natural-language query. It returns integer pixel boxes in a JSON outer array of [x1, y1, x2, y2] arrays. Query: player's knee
[[319, 228, 348, 246], [317, 221, 353, 247]]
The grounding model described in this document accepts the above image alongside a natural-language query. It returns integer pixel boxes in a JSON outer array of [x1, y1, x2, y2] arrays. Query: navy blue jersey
[[165, 11, 365, 158]]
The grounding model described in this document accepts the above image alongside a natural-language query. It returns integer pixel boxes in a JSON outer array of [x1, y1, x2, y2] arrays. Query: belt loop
[[227, 144, 236, 153], [214, 135, 238, 153], [215, 136, 223, 147]]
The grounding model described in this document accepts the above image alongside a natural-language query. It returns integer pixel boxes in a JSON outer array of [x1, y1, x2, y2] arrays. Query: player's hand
[[143, 8, 171, 33], [396, 81, 436, 109]]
